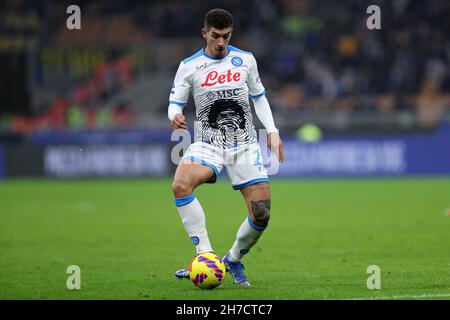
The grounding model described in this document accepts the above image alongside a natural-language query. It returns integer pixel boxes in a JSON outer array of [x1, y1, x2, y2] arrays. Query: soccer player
[[169, 8, 284, 286]]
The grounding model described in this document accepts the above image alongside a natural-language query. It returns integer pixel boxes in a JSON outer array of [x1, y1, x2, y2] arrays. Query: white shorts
[[182, 141, 269, 190]]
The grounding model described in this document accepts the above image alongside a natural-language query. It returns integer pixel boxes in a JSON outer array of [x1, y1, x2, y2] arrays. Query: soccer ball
[[189, 253, 226, 289]]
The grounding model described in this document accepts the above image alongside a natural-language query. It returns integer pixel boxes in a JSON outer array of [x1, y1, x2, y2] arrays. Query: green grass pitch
[[0, 178, 449, 300]]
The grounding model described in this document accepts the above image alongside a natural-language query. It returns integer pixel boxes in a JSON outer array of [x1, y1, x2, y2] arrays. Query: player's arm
[[252, 95, 285, 162], [168, 62, 190, 130], [248, 56, 285, 163], [169, 104, 187, 130]]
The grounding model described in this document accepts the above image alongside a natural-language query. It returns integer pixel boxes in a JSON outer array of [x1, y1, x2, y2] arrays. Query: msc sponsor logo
[[206, 89, 241, 100], [201, 70, 241, 87]]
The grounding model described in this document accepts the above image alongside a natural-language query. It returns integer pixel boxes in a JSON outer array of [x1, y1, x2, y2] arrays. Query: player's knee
[[172, 179, 193, 198], [251, 199, 271, 228]]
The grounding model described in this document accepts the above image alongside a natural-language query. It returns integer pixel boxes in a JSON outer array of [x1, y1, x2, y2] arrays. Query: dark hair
[[204, 8, 233, 29]]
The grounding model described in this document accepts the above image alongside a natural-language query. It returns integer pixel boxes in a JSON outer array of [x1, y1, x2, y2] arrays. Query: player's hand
[[172, 113, 188, 130], [268, 132, 285, 163]]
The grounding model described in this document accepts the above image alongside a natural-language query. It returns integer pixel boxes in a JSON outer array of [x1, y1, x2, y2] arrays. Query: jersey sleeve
[[247, 55, 266, 99], [169, 62, 191, 106]]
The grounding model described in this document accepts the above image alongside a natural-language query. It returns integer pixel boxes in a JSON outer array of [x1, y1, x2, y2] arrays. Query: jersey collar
[[202, 46, 231, 60]]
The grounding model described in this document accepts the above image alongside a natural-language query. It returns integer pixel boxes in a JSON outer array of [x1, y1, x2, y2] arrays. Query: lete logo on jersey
[[201, 70, 241, 87]]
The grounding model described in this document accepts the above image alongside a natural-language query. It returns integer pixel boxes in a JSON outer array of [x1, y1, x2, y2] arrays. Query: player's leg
[[223, 182, 270, 286], [173, 141, 224, 280], [172, 159, 216, 255], [230, 181, 271, 260], [173, 160, 216, 280], [223, 143, 270, 286]]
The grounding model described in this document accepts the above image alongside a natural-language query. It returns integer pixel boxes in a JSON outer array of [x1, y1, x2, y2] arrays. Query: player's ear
[[201, 28, 208, 40]]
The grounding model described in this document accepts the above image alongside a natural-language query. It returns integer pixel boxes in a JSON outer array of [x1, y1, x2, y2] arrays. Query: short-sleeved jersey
[[169, 45, 266, 149]]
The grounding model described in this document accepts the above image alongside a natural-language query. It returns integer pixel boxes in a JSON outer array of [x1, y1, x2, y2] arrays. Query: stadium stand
[[0, 0, 449, 133]]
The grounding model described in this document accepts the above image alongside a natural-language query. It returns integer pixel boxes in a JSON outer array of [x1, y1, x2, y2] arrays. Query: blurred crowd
[[0, 0, 449, 132]]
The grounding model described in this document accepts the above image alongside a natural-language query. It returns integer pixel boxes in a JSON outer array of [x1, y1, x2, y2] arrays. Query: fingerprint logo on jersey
[[198, 98, 255, 148], [209, 100, 245, 131]]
